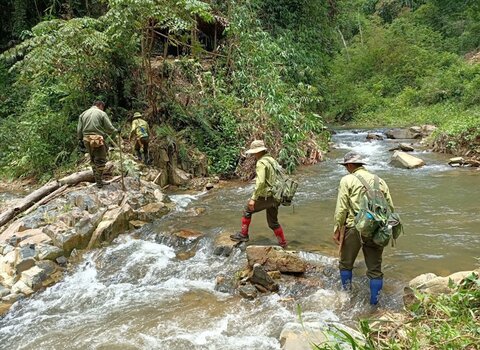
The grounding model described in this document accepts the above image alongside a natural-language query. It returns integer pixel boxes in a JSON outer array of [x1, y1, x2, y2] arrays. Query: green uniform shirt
[[77, 106, 117, 139], [334, 167, 394, 232], [131, 118, 149, 139], [251, 154, 278, 201]]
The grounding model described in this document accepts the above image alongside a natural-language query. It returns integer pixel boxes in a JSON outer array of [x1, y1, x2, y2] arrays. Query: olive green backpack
[[354, 174, 403, 247], [261, 157, 298, 206]]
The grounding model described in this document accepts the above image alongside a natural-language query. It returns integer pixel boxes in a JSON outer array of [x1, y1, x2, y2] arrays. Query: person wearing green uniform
[[333, 151, 394, 305], [230, 140, 287, 248], [77, 101, 117, 188], [129, 112, 150, 164]]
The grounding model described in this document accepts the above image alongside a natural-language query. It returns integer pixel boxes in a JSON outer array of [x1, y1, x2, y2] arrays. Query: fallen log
[[22, 184, 69, 217], [0, 181, 60, 227], [0, 164, 113, 228]]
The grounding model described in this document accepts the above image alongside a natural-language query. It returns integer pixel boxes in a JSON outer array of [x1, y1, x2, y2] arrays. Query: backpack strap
[[354, 173, 375, 199], [259, 156, 278, 187]]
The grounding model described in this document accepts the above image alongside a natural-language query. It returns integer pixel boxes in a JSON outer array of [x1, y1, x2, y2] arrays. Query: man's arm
[[102, 112, 117, 135]]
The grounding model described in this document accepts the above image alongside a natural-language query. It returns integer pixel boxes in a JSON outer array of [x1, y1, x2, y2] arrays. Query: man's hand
[[248, 199, 255, 212], [332, 228, 341, 245]]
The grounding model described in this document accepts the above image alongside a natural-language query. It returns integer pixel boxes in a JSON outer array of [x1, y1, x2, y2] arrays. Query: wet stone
[[56, 256, 68, 267], [1, 293, 24, 303], [20, 266, 47, 290], [215, 274, 237, 294], [0, 285, 9, 298], [238, 285, 258, 300], [37, 244, 64, 261], [213, 232, 241, 257], [249, 263, 279, 292]]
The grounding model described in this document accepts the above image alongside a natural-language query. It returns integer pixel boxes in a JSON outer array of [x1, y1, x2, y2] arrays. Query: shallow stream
[[1, 130, 478, 349]]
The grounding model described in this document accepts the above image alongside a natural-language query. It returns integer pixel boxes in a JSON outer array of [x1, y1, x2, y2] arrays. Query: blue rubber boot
[[369, 278, 383, 305], [340, 270, 352, 290]]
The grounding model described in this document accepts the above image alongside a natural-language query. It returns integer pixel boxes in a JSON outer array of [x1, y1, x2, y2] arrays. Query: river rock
[[366, 133, 384, 140], [386, 128, 422, 139], [16, 245, 36, 274], [448, 157, 465, 167], [88, 204, 132, 249], [215, 274, 237, 294], [1, 293, 23, 303], [135, 202, 168, 222], [238, 284, 258, 300], [404, 270, 479, 306], [129, 220, 148, 229], [390, 151, 425, 169], [0, 285, 9, 298], [171, 167, 192, 186], [11, 280, 34, 296], [249, 263, 279, 292], [246, 246, 307, 273], [37, 244, 64, 261], [172, 229, 204, 241], [20, 265, 47, 291], [213, 232, 241, 257]]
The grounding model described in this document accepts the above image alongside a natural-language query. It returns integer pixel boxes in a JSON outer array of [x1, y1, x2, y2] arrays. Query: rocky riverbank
[[0, 176, 171, 315]]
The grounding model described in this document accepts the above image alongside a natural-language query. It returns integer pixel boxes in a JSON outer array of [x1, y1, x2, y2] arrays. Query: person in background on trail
[[333, 151, 394, 305], [230, 140, 288, 248], [130, 112, 150, 164], [77, 100, 118, 189]]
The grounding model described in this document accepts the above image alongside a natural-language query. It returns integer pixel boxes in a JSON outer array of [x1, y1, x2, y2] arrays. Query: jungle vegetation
[[0, 0, 479, 179]]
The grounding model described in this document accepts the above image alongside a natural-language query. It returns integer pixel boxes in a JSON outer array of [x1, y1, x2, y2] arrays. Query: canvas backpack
[[354, 174, 403, 247], [261, 157, 299, 206]]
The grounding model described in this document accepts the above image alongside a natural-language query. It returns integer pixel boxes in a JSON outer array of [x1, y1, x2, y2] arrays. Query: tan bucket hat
[[339, 151, 367, 165], [246, 140, 268, 154], [133, 112, 142, 119]]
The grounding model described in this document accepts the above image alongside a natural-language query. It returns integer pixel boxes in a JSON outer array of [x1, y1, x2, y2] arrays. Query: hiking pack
[[261, 157, 298, 206], [353, 174, 403, 246]]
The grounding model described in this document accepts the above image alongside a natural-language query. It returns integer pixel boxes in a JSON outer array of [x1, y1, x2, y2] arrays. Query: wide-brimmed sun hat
[[338, 151, 368, 165], [246, 140, 268, 154], [133, 112, 142, 119]]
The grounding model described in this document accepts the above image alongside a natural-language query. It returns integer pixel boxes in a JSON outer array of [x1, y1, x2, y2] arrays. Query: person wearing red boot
[[230, 140, 287, 248]]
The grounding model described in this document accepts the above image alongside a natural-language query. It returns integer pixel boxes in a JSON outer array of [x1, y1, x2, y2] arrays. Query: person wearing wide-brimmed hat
[[333, 151, 395, 305], [230, 140, 287, 248], [130, 112, 150, 164]]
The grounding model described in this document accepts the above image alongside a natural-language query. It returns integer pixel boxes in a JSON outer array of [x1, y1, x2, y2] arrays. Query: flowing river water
[[1, 130, 479, 349]]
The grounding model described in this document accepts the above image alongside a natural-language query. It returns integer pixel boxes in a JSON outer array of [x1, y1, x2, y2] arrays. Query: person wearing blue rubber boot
[[332, 151, 395, 305]]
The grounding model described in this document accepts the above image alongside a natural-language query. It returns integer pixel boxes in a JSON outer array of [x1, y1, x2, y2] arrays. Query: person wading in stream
[[333, 151, 394, 305], [230, 140, 288, 248], [130, 112, 151, 164], [77, 100, 118, 188]]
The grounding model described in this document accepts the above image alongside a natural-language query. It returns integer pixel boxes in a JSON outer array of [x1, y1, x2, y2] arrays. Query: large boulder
[[246, 246, 307, 273], [390, 151, 425, 169], [135, 202, 168, 222], [171, 167, 192, 186]]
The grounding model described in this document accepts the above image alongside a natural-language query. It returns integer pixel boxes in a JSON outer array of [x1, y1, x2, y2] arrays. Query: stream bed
[[0, 130, 478, 349]]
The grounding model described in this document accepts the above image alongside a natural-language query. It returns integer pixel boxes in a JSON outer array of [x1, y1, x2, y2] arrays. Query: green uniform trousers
[[339, 227, 384, 279], [84, 141, 107, 184], [243, 196, 280, 230]]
